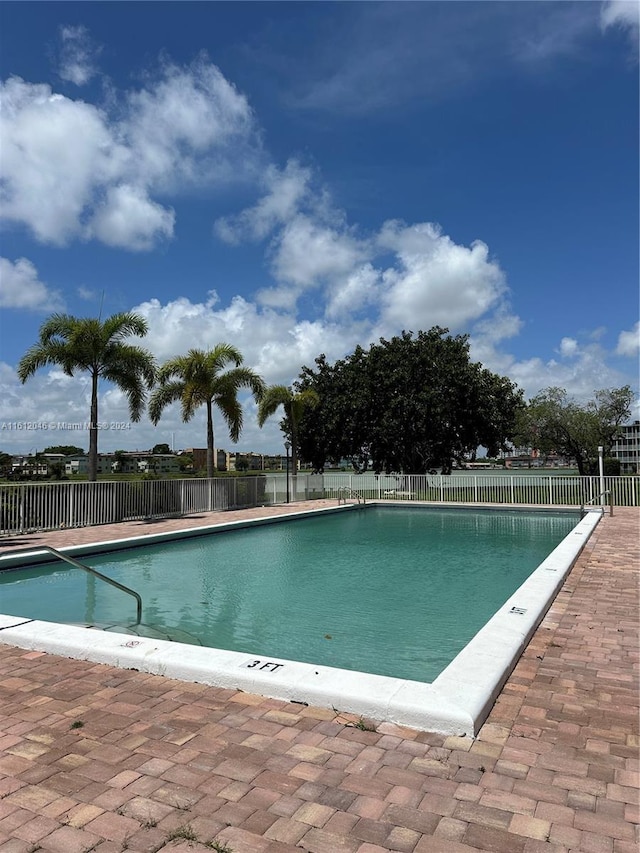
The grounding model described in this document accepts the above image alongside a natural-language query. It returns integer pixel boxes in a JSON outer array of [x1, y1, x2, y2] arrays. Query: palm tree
[[257, 386, 319, 488], [149, 345, 265, 478], [18, 313, 156, 481]]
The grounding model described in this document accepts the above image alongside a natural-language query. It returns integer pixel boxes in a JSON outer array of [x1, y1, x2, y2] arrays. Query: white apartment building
[[611, 421, 640, 474]]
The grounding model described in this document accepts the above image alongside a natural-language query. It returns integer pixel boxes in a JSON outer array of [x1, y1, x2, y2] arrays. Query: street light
[[284, 440, 291, 503]]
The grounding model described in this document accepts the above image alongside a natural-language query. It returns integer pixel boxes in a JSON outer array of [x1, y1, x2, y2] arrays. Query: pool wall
[[0, 504, 601, 735]]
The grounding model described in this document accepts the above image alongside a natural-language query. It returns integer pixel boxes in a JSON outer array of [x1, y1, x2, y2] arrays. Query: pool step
[[69, 621, 203, 646]]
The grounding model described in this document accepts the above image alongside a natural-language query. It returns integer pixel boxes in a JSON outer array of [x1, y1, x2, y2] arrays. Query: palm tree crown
[[257, 385, 319, 478], [149, 344, 265, 477], [18, 312, 156, 481]]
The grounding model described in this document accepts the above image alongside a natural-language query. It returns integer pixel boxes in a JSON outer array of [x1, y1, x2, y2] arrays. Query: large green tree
[[151, 443, 171, 454], [296, 328, 524, 474], [149, 345, 265, 478], [515, 386, 633, 476], [18, 313, 156, 481], [257, 385, 319, 482]]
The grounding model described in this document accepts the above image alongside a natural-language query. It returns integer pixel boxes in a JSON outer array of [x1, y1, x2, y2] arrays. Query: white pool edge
[[0, 505, 602, 735]]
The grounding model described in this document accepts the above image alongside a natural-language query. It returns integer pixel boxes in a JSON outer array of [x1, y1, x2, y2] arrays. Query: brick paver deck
[[0, 504, 637, 853]]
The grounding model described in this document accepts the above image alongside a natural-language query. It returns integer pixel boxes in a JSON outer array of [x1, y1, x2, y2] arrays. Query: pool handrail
[[4, 545, 143, 625], [581, 490, 613, 517], [337, 486, 366, 506]]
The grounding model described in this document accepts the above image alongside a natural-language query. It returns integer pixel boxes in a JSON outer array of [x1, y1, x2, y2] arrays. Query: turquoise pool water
[[0, 507, 578, 682]]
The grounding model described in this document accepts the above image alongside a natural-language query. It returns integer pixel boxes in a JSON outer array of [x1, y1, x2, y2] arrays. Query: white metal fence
[[320, 472, 639, 509], [0, 473, 637, 535], [0, 477, 270, 535]]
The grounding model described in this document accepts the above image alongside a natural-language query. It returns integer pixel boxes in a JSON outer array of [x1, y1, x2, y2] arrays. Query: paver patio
[[0, 503, 637, 853]]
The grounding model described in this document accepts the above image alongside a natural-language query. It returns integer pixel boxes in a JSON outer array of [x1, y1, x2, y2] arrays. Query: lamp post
[[284, 440, 291, 503]]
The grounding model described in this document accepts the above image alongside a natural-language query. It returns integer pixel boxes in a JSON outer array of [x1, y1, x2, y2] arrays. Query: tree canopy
[[515, 386, 634, 476], [151, 443, 171, 454], [295, 328, 524, 474], [43, 445, 85, 456], [18, 313, 155, 481], [149, 344, 264, 477]]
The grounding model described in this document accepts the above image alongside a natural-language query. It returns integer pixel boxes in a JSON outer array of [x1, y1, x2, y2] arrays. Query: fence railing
[[0, 473, 637, 535], [0, 476, 270, 535], [319, 473, 640, 510]]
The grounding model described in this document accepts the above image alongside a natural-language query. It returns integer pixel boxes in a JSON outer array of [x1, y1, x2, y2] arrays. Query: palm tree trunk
[[88, 371, 99, 482], [206, 401, 215, 478]]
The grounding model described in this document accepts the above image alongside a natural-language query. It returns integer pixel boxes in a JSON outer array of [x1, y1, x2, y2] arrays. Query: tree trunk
[[88, 371, 99, 482], [575, 453, 587, 477], [206, 401, 215, 478]]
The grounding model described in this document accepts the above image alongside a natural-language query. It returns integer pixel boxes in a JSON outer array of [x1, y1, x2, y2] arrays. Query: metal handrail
[[337, 486, 366, 506], [2, 545, 142, 624], [581, 490, 613, 517]]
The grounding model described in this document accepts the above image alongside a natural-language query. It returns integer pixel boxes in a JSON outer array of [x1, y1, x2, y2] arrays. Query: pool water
[[0, 507, 579, 682]]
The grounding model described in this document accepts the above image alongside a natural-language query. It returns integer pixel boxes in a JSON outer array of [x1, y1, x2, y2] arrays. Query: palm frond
[[102, 312, 149, 343], [257, 385, 292, 427], [103, 346, 156, 421], [218, 391, 243, 443], [149, 381, 186, 424], [38, 313, 77, 344], [205, 343, 243, 374]]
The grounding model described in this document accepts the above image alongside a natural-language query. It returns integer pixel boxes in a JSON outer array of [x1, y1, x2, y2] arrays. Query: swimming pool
[[0, 506, 579, 682], [0, 503, 601, 734]]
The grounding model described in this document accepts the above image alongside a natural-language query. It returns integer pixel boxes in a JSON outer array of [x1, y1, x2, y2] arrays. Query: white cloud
[[262, 214, 369, 304], [285, 3, 601, 117], [77, 285, 96, 300], [89, 184, 175, 250], [325, 263, 381, 320], [0, 56, 260, 250], [513, 3, 599, 64], [0, 257, 64, 311], [616, 321, 640, 356], [215, 159, 312, 244], [0, 77, 116, 245], [559, 337, 579, 358], [510, 342, 626, 402], [601, 0, 640, 35], [375, 221, 506, 333], [132, 294, 348, 387], [0, 361, 92, 450], [58, 25, 99, 86], [472, 309, 523, 345], [123, 56, 258, 192]]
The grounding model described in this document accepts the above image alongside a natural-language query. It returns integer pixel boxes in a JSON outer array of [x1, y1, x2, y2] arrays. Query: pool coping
[[0, 502, 602, 735]]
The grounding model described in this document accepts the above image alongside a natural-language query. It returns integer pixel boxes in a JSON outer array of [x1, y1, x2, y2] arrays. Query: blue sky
[[0, 1, 638, 456]]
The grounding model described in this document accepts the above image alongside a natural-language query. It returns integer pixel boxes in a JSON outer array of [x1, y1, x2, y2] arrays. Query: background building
[[611, 422, 640, 474]]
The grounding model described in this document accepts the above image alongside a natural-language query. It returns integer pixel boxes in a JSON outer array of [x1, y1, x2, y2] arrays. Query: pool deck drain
[[0, 504, 637, 852]]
